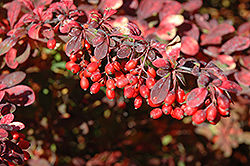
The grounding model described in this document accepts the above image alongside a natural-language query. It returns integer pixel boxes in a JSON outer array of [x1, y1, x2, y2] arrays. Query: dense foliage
[[0, 0, 249, 165]]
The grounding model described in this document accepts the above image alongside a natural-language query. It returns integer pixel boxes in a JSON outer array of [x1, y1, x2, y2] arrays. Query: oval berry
[[164, 90, 175, 106], [134, 96, 143, 109], [146, 77, 155, 89], [162, 104, 172, 115], [176, 88, 185, 104], [65, 61, 75, 71], [125, 59, 137, 71], [80, 77, 89, 90], [106, 79, 116, 90], [23, 151, 30, 160], [47, 38, 56, 49], [116, 77, 129, 88], [87, 62, 99, 73], [105, 63, 115, 75], [147, 67, 156, 78], [217, 106, 230, 116], [124, 86, 135, 99], [91, 71, 102, 82], [106, 88, 115, 100], [182, 104, 198, 116], [172, 107, 184, 120], [206, 104, 218, 122], [90, 82, 100, 94], [71, 64, 81, 73], [192, 109, 206, 125], [139, 85, 150, 99], [150, 108, 162, 119], [217, 94, 230, 110], [17, 140, 30, 149]]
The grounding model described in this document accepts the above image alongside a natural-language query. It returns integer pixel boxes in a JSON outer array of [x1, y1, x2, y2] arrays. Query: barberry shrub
[[0, 0, 249, 165]]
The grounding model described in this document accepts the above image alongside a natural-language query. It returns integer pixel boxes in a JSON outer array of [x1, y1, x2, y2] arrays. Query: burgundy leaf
[[94, 40, 108, 60], [219, 80, 242, 93], [4, 85, 35, 106], [103, 8, 117, 20], [7, 28, 27, 38], [1, 113, 14, 124], [137, 0, 164, 19], [92, 36, 105, 47], [9, 121, 25, 130], [148, 50, 156, 61], [156, 69, 169, 77], [159, 1, 182, 21], [1, 71, 26, 88], [0, 103, 16, 115], [201, 23, 235, 46], [65, 34, 82, 56], [34, 0, 53, 7], [16, 43, 31, 64], [42, 29, 54, 39], [237, 22, 250, 36], [5, 140, 23, 154], [85, 29, 98, 45], [28, 23, 42, 40], [4, 1, 21, 28], [178, 20, 200, 41], [234, 68, 250, 86], [117, 45, 132, 59], [6, 48, 18, 69], [219, 36, 250, 54], [18, 0, 34, 11], [150, 75, 171, 104], [183, 0, 203, 12], [0, 128, 8, 139], [60, 20, 80, 34], [0, 37, 18, 56], [0, 124, 13, 131], [187, 87, 208, 107], [181, 36, 199, 56], [152, 58, 170, 69]]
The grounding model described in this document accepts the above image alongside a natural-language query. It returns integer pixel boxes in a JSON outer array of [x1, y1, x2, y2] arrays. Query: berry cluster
[[64, 9, 242, 125]]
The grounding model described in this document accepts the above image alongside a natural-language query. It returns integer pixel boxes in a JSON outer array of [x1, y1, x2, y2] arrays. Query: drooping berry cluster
[[64, 8, 242, 125]]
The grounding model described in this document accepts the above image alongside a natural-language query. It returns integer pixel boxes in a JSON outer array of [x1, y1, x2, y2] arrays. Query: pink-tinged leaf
[[217, 55, 236, 70], [183, 0, 203, 12], [4, 1, 21, 28], [187, 87, 208, 107], [152, 58, 170, 69], [178, 20, 200, 41], [18, 0, 34, 11], [159, 1, 182, 21], [34, 0, 53, 7], [165, 36, 181, 60], [103, 8, 117, 20], [181, 36, 199, 56], [9, 121, 25, 130], [94, 40, 108, 60], [16, 43, 31, 64], [234, 68, 250, 86], [117, 45, 132, 59], [201, 23, 235, 46], [0, 128, 8, 139], [240, 56, 250, 70], [4, 85, 35, 106], [60, 20, 80, 34], [137, 0, 164, 19], [6, 48, 18, 69], [65, 30, 82, 56], [1, 71, 26, 88], [219, 36, 250, 54], [42, 29, 54, 39], [194, 14, 212, 31], [237, 22, 250, 36], [92, 36, 105, 47], [155, 24, 176, 41], [28, 23, 42, 40], [1, 113, 14, 124], [0, 103, 16, 115], [219, 80, 242, 93], [0, 37, 18, 56], [150, 76, 171, 104], [14, 13, 32, 29], [160, 14, 184, 27], [0, 91, 4, 102], [0, 124, 13, 131], [99, 0, 123, 10], [7, 28, 27, 38]]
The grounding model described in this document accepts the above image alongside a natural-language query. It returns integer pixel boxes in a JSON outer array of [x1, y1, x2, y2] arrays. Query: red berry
[[91, 71, 102, 82], [147, 67, 156, 78], [65, 61, 75, 71], [106, 88, 115, 100], [139, 85, 150, 99], [217, 94, 230, 110], [125, 59, 137, 71], [80, 77, 89, 90], [134, 96, 143, 109], [18, 133, 26, 140], [71, 64, 81, 73], [87, 62, 99, 73], [70, 54, 77, 62], [162, 104, 172, 115], [17, 140, 30, 149], [209, 114, 221, 125], [124, 86, 135, 99], [172, 107, 184, 120], [116, 76, 129, 88], [127, 74, 138, 86], [83, 69, 92, 77], [90, 82, 100, 94], [146, 77, 155, 89], [150, 108, 162, 119], [85, 41, 91, 50], [206, 104, 218, 122], [113, 61, 122, 71], [47, 38, 56, 49], [217, 106, 230, 116], [105, 63, 115, 75], [182, 104, 198, 116], [176, 88, 185, 104], [192, 109, 206, 125], [106, 79, 116, 90], [23, 151, 30, 160], [7, 161, 15, 166], [164, 90, 175, 106], [11, 131, 19, 140], [115, 71, 124, 79]]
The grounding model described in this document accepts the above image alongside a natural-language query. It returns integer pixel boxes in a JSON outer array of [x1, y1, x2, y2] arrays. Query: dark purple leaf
[[94, 40, 108, 60], [219, 36, 250, 54], [9, 152, 24, 165], [60, 20, 80, 34], [92, 36, 105, 47], [16, 43, 31, 64], [150, 75, 171, 104], [183, 0, 203, 12], [1, 113, 14, 124], [1, 71, 26, 87], [117, 45, 132, 59], [5, 48, 18, 69], [181, 36, 199, 56], [156, 69, 169, 77], [152, 58, 170, 69], [219, 80, 242, 93], [186, 87, 208, 107], [0, 128, 8, 139], [137, 0, 164, 19], [135, 43, 146, 53], [159, 1, 182, 21], [191, 65, 200, 76], [5, 140, 23, 154], [148, 50, 156, 61], [85, 28, 98, 45], [178, 20, 200, 41], [0, 103, 16, 115], [0, 37, 18, 56], [4, 85, 35, 106], [65, 33, 82, 56]]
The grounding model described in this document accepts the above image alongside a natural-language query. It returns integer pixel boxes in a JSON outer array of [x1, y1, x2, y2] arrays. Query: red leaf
[[0, 91, 4, 102], [99, 0, 123, 10], [219, 36, 250, 54], [0, 124, 13, 131], [178, 20, 200, 41], [155, 24, 176, 40], [194, 14, 212, 31], [117, 45, 132, 59], [4, 85, 35, 106], [219, 80, 242, 93], [237, 22, 250, 36], [18, 0, 34, 11], [150, 76, 171, 104], [65, 32, 82, 56], [152, 58, 170, 69], [0, 128, 8, 139], [181, 36, 199, 56], [0, 103, 16, 115], [201, 23, 235, 46], [6, 48, 19, 69], [234, 68, 250, 86], [186, 87, 208, 107], [240, 56, 250, 70], [4, 1, 21, 28], [137, 0, 164, 19], [103, 8, 117, 20], [159, 1, 182, 21], [1, 71, 26, 88], [34, 0, 52, 7], [217, 55, 236, 70], [0, 37, 18, 56], [28, 23, 42, 39], [1, 113, 14, 124], [165, 36, 181, 60], [16, 43, 31, 64], [60, 20, 80, 34], [183, 0, 203, 12], [94, 40, 108, 60], [9, 121, 25, 130]]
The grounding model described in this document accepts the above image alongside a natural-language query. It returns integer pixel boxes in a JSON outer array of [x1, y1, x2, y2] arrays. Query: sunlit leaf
[[187, 87, 208, 107], [0, 37, 18, 56], [219, 36, 250, 54], [1, 71, 26, 87]]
